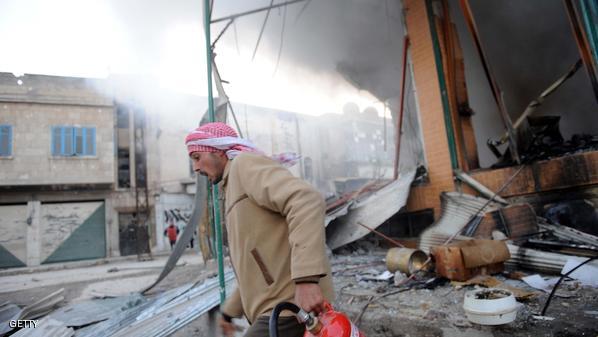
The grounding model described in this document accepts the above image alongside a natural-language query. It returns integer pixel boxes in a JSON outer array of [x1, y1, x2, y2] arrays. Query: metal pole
[[458, 0, 521, 163], [564, 0, 598, 103], [203, 0, 226, 304], [425, 0, 459, 170], [393, 35, 410, 180], [211, 0, 307, 24]]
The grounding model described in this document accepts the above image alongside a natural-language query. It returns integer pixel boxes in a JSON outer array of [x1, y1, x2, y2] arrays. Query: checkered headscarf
[[185, 122, 300, 166]]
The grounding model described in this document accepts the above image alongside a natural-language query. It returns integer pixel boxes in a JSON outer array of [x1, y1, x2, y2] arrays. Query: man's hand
[[294, 283, 325, 315], [219, 316, 241, 337]]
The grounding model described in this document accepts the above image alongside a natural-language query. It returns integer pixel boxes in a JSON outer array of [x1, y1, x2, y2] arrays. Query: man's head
[[185, 122, 238, 184], [190, 151, 228, 184]]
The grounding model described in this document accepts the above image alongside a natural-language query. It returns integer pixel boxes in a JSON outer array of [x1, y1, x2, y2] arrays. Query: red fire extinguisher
[[269, 301, 366, 337]]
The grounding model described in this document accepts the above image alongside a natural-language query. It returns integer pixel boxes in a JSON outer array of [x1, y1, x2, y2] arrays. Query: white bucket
[[463, 288, 520, 325]]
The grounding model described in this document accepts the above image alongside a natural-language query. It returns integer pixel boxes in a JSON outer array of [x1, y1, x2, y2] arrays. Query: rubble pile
[[328, 190, 598, 337]]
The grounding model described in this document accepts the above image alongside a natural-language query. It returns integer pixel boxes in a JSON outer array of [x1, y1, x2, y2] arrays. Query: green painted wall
[[0, 244, 26, 268], [43, 204, 106, 264]]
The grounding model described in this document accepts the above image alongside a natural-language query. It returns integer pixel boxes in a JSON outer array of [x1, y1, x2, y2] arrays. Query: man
[[163, 220, 179, 250], [185, 122, 333, 337]]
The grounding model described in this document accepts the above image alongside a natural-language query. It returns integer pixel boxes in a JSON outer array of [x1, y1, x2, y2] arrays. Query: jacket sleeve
[[233, 154, 329, 280], [221, 287, 244, 318]]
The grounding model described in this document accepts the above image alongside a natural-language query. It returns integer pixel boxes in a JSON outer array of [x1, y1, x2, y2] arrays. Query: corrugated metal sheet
[[21, 289, 65, 320], [11, 318, 73, 337], [326, 170, 416, 249], [47, 294, 145, 327], [0, 303, 23, 335], [506, 244, 598, 273], [74, 269, 235, 337], [419, 192, 501, 253], [539, 222, 598, 247], [110, 271, 235, 337], [0, 289, 65, 336], [418, 192, 598, 274]]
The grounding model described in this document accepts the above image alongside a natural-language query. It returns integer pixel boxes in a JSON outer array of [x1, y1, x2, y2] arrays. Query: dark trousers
[[244, 316, 305, 337]]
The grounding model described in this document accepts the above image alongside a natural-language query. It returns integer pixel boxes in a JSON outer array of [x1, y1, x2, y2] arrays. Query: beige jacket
[[220, 153, 334, 324]]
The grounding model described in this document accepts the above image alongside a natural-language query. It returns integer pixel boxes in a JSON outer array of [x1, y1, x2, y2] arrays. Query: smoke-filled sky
[[0, 0, 406, 116], [2, 0, 595, 168]]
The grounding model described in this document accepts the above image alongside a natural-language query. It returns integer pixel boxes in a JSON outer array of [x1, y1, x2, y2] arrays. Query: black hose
[[269, 302, 301, 337], [540, 255, 598, 316]]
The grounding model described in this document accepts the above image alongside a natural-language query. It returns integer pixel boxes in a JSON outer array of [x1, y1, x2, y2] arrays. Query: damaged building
[[1, 0, 598, 336], [0, 73, 161, 267]]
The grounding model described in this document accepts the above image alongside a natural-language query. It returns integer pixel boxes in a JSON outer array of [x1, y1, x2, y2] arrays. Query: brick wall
[[404, 0, 456, 216]]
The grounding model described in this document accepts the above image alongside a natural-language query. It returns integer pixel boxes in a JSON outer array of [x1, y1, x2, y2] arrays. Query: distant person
[[163, 221, 179, 250], [188, 229, 197, 249]]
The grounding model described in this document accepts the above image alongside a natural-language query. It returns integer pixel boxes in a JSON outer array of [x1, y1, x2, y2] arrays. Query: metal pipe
[[579, 0, 598, 70], [564, 0, 598, 103], [425, 0, 460, 170], [393, 35, 410, 180], [357, 221, 404, 248], [454, 169, 509, 204], [203, 0, 226, 304], [443, 165, 525, 245], [211, 0, 307, 24], [492, 59, 582, 147]]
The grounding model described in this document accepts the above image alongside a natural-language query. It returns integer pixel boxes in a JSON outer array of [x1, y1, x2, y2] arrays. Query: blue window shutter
[[0, 125, 11, 156], [82, 128, 87, 155], [0, 126, 4, 156], [67, 127, 75, 155], [74, 127, 82, 155], [91, 128, 96, 156], [7, 126, 11, 156], [60, 127, 65, 155], [51, 126, 63, 156], [51, 127, 56, 155]]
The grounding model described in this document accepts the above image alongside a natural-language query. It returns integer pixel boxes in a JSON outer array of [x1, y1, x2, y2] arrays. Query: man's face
[[190, 151, 228, 184]]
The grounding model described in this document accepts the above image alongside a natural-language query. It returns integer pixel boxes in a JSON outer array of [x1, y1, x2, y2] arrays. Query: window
[[0, 125, 12, 156], [51, 126, 96, 156]]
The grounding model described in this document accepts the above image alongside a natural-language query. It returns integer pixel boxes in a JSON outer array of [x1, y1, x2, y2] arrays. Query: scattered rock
[[453, 318, 472, 328], [424, 309, 447, 320]]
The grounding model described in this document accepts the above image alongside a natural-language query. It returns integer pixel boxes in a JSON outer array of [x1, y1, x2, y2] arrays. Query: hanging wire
[[252, 0, 275, 60], [273, 3, 288, 76], [540, 255, 598, 316], [294, 0, 312, 24], [227, 101, 244, 138], [211, 18, 234, 49], [233, 20, 241, 55]]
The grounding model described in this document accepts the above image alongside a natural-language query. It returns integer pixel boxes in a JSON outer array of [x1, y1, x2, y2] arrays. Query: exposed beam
[[211, 0, 307, 24]]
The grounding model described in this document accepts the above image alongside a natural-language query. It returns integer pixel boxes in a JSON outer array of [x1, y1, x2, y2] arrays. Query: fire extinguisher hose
[[269, 302, 301, 337]]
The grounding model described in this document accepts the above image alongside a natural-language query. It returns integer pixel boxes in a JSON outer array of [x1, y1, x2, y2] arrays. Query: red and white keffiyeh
[[185, 122, 300, 167]]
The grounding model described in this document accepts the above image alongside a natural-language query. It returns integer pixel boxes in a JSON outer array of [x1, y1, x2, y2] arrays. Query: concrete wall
[[0, 73, 113, 107], [0, 204, 28, 268], [0, 102, 115, 186], [0, 200, 108, 267]]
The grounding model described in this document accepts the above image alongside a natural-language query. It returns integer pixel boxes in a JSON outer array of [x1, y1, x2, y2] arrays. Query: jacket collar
[[221, 157, 232, 189]]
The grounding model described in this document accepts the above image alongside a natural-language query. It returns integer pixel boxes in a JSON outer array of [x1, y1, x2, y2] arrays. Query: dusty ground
[[1, 249, 597, 337], [331, 249, 598, 337]]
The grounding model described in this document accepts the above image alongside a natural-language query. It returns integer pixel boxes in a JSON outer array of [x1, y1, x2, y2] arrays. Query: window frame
[[51, 126, 96, 157]]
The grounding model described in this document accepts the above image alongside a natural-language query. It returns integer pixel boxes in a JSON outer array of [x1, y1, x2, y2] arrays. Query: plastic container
[[463, 288, 520, 325]]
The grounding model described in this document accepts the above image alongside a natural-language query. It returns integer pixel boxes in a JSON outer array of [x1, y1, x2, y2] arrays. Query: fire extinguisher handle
[[323, 301, 334, 312]]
